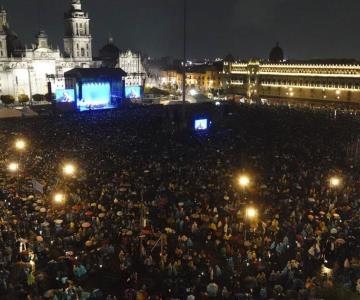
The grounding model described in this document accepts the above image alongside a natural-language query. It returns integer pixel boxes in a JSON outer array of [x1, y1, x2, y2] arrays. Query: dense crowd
[[0, 103, 360, 300]]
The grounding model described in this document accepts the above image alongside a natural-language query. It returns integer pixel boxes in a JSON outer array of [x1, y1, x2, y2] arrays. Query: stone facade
[[225, 60, 360, 102], [0, 0, 93, 100]]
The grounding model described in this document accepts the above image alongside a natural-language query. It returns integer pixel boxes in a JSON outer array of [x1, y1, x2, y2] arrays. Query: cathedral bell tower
[[0, 6, 8, 58], [63, 0, 92, 61]]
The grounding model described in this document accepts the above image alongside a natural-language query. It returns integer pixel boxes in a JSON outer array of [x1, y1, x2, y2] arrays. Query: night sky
[[1, 0, 359, 60]]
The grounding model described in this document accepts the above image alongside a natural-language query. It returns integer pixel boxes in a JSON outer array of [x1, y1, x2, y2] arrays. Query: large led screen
[[125, 86, 141, 99], [56, 89, 75, 103], [77, 82, 113, 111], [194, 119, 208, 131]]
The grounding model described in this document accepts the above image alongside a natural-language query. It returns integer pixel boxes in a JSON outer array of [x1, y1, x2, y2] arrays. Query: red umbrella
[[85, 211, 93, 216]]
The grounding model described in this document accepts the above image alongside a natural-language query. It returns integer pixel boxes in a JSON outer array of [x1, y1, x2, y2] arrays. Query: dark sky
[[2, 0, 359, 60]]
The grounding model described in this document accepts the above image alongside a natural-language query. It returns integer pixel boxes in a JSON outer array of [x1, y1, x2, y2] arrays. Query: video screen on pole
[[125, 86, 141, 99], [56, 89, 75, 103], [77, 82, 113, 111], [194, 118, 209, 131]]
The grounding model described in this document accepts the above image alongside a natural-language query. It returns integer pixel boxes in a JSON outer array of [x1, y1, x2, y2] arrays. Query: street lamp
[[53, 193, 65, 204], [245, 206, 258, 219], [15, 139, 26, 151], [7, 162, 19, 172], [329, 176, 341, 188], [238, 175, 250, 188], [244, 206, 258, 241], [62, 163, 76, 177]]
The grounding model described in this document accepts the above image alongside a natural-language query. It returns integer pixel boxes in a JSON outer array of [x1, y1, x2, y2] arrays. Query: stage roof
[[65, 68, 127, 81]]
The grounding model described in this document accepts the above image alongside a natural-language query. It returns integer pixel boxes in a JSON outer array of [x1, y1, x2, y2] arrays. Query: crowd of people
[[0, 103, 360, 299]]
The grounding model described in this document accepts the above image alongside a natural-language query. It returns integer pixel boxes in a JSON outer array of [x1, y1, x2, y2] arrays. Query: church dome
[[269, 42, 284, 63], [99, 37, 119, 67], [5, 27, 24, 57]]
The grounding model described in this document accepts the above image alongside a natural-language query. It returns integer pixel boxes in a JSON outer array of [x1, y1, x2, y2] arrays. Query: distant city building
[[97, 38, 146, 88], [225, 45, 360, 102], [158, 63, 224, 93], [118, 50, 146, 87]]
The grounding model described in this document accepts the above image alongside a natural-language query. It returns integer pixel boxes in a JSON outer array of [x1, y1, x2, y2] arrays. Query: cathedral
[[0, 0, 145, 99]]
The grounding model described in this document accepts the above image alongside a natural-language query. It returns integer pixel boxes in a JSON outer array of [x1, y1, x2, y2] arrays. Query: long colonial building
[[0, 0, 145, 100], [225, 45, 360, 102]]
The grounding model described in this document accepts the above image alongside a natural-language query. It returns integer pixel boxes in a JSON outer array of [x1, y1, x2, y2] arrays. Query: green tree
[[144, 87, 170, 96], [45, 93, 55, 102], [18, 94, 30, 104], [32, 94, 45, 102], [0, 95, 15, 106]]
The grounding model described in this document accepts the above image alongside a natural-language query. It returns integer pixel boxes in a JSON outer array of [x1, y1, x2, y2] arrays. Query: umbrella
[[165, 227, 175, 234], [44, 289, 55, 298], [333, 213, 340, 219], [308, 198, 315, 203], [206, 283, 219, 297], [147, 240, 156, 246], [85, 240, 93, 247], [116, 211, 123, 217], [82, 222, 91, 228], [98, 212, 105, 218], [54, 219, 63, 225], [126, 230, 133, 236], [90, 203, 97, 207], [244, 276, 258, 289], [335, 238, 346, 245], [36, 236, 44, 242], [119, 188, 127, 192], [330, 228, 337, 235], [40, 207, 46, 213], [41, 221, 50, 227], [85, 211, 93, 216]]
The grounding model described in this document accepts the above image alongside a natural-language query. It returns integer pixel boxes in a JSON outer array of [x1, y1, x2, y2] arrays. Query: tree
[[18, 94, 30, 105], [144, 87, 170, 96], [45, 93, 55, 102], [0, 95, 15, 106], [32, 94, 45, 102]]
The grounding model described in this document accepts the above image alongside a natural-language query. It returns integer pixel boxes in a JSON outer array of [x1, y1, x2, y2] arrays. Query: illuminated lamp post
[[8, 162, 20, 191], [53, 192, 66, 205], [181, 0, 187, 127], [329, 176, 341, 188], [244, 206, 258, 241], [15, 139, 27, 151], [236, 174, 251, 208], [62, 163, 76, 177]]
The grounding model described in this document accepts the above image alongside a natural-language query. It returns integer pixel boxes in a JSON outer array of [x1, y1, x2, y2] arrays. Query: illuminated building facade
[[225, 60, 360, 102], [0, 0, 98, 100], [118, 50, 146, 87], [159, 65, 223, 93]]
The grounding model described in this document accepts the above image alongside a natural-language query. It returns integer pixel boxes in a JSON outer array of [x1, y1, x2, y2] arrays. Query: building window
[[81, 48, 85, 57], [86, 44, 89, 50], [77, 44, 79, 50]]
